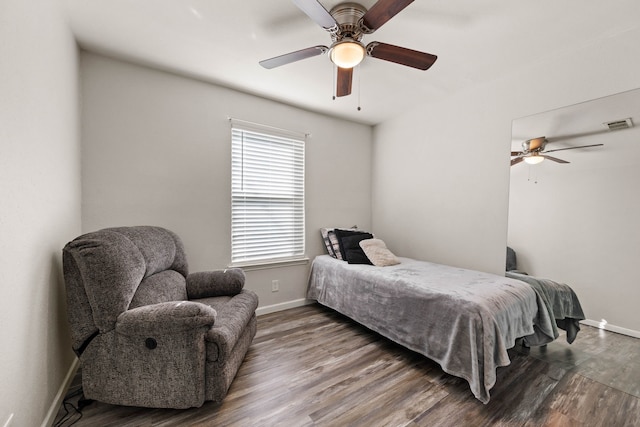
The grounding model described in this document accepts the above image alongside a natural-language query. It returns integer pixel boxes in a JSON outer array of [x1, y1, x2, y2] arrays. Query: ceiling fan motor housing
[[522, 137, 547, 152], [329, 2, 367, 42]]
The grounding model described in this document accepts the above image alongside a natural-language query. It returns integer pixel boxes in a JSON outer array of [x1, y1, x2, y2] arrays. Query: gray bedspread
[[307, 255, 557, 404], [506, 271, 585, 345]]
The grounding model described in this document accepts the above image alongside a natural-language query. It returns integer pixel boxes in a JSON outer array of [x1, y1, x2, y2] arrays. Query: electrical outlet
[[271, 280, 279, 292]]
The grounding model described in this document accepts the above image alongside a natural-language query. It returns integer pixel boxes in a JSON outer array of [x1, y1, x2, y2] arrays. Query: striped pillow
[[321, 227, 369, 260], [320, 228, 342, 259]]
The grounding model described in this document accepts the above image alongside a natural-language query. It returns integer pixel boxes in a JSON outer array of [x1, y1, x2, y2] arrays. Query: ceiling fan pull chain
[[332, 64, 336, 100], [357, 65, 361, 111]]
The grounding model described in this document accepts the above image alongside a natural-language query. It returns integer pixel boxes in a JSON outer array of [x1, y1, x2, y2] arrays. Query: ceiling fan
[[510, 137, 604, 166], [259, 0, 438, 97]]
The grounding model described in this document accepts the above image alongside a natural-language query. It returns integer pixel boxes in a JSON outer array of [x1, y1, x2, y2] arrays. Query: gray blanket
[[506, 271, 585, 344], [307, 255, 557, 404]]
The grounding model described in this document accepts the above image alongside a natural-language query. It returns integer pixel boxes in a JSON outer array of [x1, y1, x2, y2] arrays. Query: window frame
[[229, 119, 308, 269]]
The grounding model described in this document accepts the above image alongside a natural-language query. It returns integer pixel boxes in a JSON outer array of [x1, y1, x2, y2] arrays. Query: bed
[[307, 254, 585, 404]]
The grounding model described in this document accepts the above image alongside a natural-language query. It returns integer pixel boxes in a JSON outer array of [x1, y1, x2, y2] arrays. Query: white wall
[[0, 1, 81, 426], [80, 52, 372, 310], [372, 26, 640, 330], [372, 84, 513, 274]]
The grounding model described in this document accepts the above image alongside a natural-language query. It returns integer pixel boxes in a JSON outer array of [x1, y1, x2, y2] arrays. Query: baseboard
[[581, 319, 640, 339], [256, 298, 315, 316], [41, 357, 79, 427]]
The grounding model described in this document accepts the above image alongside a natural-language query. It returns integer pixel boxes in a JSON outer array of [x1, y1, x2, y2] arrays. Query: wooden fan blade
[[511, 157, 524, 166], [542, 155, 569, 164], [361, 0, 414, 32], [511, 151, 524, 156], [292, 0, 338, 30], [260, 46, 328, 69], [543, 143, 604, 154], [336, 67, 353, 97], [367, 42, 437, 70]]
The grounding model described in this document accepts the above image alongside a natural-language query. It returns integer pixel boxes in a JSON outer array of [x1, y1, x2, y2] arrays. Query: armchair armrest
[[116, 301, 217, 336], [107, 301, 216, 408], [186, 268, 245, 299]]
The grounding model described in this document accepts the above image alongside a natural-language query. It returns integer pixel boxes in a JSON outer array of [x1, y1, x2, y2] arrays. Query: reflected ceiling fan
[[510, 137, 603, 166], [259, 0, 438, 97]]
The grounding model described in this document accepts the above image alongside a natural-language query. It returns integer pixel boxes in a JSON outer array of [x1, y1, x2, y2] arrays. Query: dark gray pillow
[[334, 229, 373, 264]]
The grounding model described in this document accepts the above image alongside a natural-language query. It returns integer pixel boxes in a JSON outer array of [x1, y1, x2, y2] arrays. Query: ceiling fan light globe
[[524, 155, 545, 165], [329, 40, 365, 68]]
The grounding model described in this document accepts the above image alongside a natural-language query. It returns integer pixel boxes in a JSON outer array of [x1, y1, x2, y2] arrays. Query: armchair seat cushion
[[130, 270, 188, 309], [195, 289, 259, 363]]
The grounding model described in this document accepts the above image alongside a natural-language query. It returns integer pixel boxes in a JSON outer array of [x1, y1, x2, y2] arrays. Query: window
[[230, 120, 306, 267]]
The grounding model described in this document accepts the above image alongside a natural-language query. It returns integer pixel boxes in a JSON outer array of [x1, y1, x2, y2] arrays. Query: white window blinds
[[231, 121, 306, 265]]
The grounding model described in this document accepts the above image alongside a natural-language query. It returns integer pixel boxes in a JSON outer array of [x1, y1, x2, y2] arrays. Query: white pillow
[[359, 239, 400, 267]]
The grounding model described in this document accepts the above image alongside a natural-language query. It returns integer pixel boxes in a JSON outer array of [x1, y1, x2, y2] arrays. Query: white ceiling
[[62, 0, 640, 125]]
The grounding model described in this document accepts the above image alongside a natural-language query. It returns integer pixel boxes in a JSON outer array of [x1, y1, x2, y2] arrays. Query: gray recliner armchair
[[63, 226, 258, 408]]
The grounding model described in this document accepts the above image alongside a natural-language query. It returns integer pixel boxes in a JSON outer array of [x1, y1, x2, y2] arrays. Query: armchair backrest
[[63, 226, 189, 355]]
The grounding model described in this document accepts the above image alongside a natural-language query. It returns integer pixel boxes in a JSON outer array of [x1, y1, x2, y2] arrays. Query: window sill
[[229, 257, 310, 271]]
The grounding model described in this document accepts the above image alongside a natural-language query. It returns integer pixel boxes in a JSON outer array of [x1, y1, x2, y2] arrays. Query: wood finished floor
[[54, 304, 640, 427]]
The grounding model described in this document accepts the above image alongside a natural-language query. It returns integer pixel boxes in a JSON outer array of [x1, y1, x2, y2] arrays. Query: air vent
[[603, 117, 633, 131]]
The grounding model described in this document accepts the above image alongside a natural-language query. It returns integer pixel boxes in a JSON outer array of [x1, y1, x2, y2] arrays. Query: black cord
[[54, 387, 91, 427], [54, 400, 82, 427]]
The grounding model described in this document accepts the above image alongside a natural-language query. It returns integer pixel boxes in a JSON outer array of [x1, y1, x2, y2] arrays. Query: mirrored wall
[[508, 88, 640, 335]]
